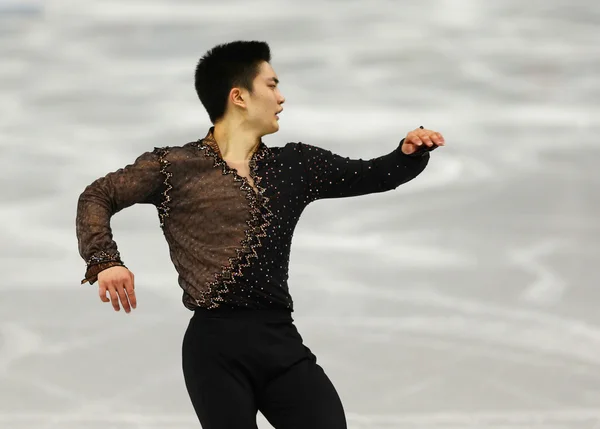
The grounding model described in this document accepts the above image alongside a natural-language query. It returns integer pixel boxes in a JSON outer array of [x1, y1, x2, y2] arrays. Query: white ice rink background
[[1, 1, 599, 428]]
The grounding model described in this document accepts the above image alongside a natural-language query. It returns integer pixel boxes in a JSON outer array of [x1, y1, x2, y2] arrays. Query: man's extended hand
[[401, 127, 445, 155], [97, 266, 137, 313]]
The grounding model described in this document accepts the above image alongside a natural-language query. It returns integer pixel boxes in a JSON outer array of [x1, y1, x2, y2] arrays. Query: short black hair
[[194, 41, 271, 124]]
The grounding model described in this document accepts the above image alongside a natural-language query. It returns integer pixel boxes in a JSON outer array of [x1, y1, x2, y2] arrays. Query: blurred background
[[1, 0, 599, 428]]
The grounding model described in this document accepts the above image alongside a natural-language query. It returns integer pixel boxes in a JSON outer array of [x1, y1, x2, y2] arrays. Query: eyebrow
[[268, 77, 279, 84]]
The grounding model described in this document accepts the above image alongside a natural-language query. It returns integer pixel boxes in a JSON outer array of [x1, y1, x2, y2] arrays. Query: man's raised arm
[[298, 127, 445, 202]]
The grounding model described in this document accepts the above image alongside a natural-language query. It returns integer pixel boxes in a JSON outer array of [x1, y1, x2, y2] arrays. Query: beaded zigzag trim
[[152, 147, 173, 228], [191, 137, 273, 308]]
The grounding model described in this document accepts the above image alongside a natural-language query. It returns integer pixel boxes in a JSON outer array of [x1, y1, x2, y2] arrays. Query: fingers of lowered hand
[[106, 283, 121, 311], [98, 282, 110, 303], [124, 273, 137, 310], [114, 280, 132, 313]]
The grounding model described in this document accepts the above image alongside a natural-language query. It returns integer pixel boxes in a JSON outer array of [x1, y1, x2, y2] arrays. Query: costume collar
[[201, 127, 271, 162]]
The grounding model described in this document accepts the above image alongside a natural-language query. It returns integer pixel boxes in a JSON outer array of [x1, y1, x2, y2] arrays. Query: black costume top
[[76, 127, 430, 311]]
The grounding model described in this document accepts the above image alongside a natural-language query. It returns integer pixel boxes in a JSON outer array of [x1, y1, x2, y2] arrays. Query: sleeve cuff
[[81, 261, 126, 285]]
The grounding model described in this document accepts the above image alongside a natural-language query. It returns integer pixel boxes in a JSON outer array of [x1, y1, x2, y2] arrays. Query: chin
[[262, 122, 280, 136]]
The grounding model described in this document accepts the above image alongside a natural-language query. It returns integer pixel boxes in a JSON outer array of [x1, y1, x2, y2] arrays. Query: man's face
[[244, 61, 285, 136]]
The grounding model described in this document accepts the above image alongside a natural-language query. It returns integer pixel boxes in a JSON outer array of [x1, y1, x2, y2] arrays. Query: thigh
[[257, 352, 347, 429], [182, 317, 259, 429]]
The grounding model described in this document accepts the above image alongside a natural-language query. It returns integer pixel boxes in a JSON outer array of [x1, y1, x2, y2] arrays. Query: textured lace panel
[[76, 150, 164, 283], [152, 147, 173, 228], [182, 291, 196, 311], [189, 130, 274, 309]]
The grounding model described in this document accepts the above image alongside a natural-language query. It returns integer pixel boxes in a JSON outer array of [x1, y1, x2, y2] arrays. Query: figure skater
[[75, 40, 445, 429]]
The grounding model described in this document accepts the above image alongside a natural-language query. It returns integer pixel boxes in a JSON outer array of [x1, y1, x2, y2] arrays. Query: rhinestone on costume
[[86, 250, 122, 266]]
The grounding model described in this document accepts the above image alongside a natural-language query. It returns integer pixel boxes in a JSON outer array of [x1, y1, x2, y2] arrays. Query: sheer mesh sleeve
[[76, 150, 164, 284], [298, 138, 430, 202]]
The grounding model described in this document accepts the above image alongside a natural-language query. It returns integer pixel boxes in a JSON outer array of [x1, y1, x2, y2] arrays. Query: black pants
[[182, 308, 347, 429]]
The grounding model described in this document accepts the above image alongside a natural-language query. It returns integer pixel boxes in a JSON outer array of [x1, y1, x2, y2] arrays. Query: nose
[[278, 92, 285, 105]]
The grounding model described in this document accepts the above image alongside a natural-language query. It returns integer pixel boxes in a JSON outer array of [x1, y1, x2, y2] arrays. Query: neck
[[212, 118, 261, 162]]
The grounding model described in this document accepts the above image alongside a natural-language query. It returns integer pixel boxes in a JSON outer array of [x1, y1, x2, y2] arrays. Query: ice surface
[[1, 0, 599, 427]]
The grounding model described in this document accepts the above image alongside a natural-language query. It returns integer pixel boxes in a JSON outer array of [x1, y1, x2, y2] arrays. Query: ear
[[230, 87, 247, 109]]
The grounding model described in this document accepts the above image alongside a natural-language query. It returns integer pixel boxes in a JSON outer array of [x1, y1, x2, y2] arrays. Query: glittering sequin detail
[[192, 137, 274, 308], [82, 250, 124, 284], [86, 250, 122, 266], [153, 147, 173, 228]]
